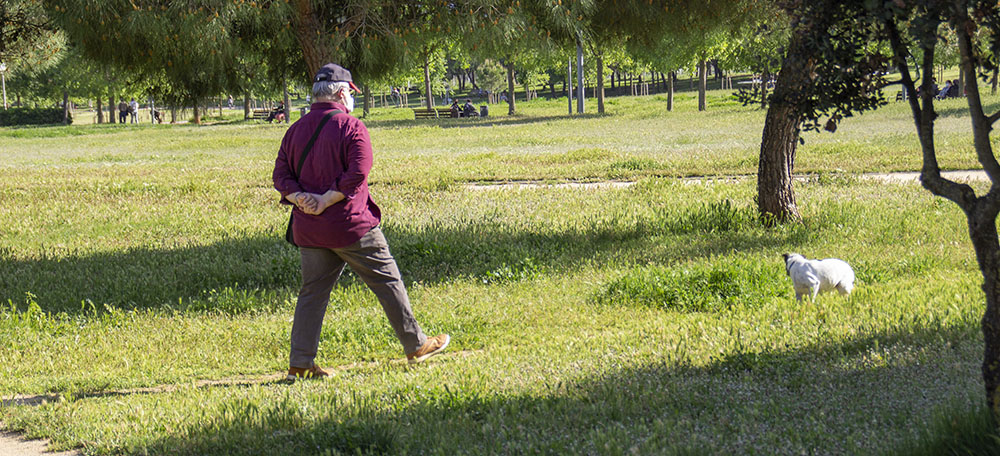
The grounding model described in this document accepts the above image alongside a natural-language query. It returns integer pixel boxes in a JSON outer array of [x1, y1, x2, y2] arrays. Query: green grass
[[0, 87, 993, 455]]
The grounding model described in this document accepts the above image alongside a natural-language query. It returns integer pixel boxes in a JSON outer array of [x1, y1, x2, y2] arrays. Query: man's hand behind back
[[297, 190, 346, 215]]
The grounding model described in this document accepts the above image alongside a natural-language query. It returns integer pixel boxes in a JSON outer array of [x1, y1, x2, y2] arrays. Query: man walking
[[273, 63, 449, 382]]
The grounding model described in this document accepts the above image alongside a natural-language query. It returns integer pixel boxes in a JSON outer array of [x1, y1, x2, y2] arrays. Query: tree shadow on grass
[[136, 322, 981, 455], [1, 205, 810, 314]]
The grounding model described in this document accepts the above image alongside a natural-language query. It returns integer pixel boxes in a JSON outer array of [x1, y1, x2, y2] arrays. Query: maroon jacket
[[272, 101, 381, 248]]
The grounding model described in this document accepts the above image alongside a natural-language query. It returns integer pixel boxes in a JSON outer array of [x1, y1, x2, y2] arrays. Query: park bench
[[895, 91, 905, 102], [250, 108, 270, 120], [412, 108, 452, 119]]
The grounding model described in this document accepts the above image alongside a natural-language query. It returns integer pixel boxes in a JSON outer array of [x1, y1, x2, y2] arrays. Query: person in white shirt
[[128, 98, 139, 124]]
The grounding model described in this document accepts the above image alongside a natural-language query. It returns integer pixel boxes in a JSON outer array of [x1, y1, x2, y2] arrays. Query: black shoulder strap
[[293, 109, 344, 178]]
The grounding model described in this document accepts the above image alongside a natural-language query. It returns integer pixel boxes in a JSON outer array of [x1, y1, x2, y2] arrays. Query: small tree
[[874, 0, 1000, 418], [754, 0, 888, 223]]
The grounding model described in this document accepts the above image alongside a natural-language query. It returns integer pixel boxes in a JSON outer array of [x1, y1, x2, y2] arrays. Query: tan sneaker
[[407, 334, 450, 364], [286, 364, 330, 382]]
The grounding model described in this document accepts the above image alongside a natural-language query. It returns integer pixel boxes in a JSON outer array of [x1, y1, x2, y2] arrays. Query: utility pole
[[567, 56, 573, 115], [576, 36, 584, 114]]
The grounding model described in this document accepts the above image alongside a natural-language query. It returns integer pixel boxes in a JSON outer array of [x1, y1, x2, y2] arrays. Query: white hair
[[312, 81, 350, 100]]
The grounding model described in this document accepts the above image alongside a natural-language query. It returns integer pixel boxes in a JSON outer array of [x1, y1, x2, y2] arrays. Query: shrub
[[658, 199, 759, 234], [596, 258, 786, 312], [0, 107, 71, 126]]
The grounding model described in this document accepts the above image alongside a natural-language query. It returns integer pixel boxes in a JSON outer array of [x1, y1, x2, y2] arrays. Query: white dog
[[782, 253, 855, 301]]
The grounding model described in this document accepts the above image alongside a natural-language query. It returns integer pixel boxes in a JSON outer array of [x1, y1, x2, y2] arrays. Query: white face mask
[[342, 90, 355, 113]]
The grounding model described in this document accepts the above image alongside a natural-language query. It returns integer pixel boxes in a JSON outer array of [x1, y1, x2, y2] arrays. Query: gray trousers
[[290, 227, 427, 368]]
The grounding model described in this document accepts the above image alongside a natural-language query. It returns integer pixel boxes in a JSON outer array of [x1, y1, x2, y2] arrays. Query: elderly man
[[273, 63, 449, 381]]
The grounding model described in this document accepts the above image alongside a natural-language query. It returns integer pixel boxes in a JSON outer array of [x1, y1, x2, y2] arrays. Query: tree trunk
[[170, 107, 177, 124], [362, 83, 370, 118], [193, 102, 201, 125], [243, 94, 251, 119], [757, 102, 801, 223], [761, 69, 770, 110], [698, 59, 707, 111], [992, 68, 998, 95], [423, 50, 434, 110], [62, 90, 69, 125], [96, 97, 104, 124], [597, 54, 605, 114], [283, 82, 291, 123], [959, 66, 966, 98], [757, 22, 816, 223], [667, 71, 674, 112], [507, 61, 516, 115], [289, 0, 336, 77], [108, 93, 115, 124], [567, 57, 573, 115]]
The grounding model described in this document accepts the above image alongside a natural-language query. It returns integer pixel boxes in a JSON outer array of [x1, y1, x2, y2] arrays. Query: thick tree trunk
[[96, 97, 104, 124], [597, 54, 605, 114], [108, 93, 115, 124], [423, 50, 434, 110], [507, 62, 516, 115], [757, 102, 801, 222], [757, 24, 814, 223], [170, 107, 177, 124], [667, 71, 674, 112], [992, 68, 998, 95], [698, 59, 707, 111], [193, 102, 201, 125], [243, 94, 251, 120], [290, 0, 336, 78]]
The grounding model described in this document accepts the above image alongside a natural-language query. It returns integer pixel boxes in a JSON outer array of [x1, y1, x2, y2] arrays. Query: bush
[[0, 108, 71, 126], [596, 258, 787, 312]]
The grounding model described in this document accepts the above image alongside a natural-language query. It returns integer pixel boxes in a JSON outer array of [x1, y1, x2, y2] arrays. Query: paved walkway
[[0, 432, 78, 456], [464, 170, 990, 190]]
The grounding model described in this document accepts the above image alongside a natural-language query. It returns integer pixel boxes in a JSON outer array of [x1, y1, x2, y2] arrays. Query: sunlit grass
[[0, 87, 991, 455]]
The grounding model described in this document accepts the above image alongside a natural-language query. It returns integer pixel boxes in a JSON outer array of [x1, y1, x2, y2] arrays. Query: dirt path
[[0, 432, 79, 456], [464, 170, 990, 190]]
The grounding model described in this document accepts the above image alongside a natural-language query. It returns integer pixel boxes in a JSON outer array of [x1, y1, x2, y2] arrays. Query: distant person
[[391, 87, 401, 107], [267, 102, 285, 123], [937, 80, 952, 99], [227, 95, 234, 109], [947, 79, 960, 98], [463, 99, 478, 117], [450, 100, 460, 118], [128, 98, 138, 124], [117, 100, 129, 124], [272, 63, 450, 382]]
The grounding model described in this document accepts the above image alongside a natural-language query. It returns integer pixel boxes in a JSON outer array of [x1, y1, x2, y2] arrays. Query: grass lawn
[[0, 88, 993, 454]]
